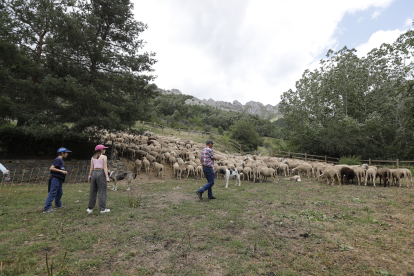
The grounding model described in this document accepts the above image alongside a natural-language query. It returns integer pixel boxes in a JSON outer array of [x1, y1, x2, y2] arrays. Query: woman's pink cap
[[95, 144, 109, 151]]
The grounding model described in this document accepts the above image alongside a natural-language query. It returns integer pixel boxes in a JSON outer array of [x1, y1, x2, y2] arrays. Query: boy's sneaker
[[100, 209, 110, 214], [87, 209, 93, 214], [43, 208, 56, 214]]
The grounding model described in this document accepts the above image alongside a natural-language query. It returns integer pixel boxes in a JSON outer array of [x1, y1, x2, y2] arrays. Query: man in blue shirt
[[43, 147, 71, 213]]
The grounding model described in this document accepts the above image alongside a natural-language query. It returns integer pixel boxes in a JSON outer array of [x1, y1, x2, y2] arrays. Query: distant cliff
[[159, 88, 280, 120]]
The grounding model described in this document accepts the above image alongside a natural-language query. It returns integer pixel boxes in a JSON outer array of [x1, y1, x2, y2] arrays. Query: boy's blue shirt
[[50, 157, 66, 182]]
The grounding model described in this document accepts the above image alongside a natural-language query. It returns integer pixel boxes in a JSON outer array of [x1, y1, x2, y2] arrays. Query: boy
[[43, 147, 71, 213]]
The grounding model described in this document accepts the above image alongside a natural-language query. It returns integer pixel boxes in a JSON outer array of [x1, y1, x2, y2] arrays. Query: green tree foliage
[[0, 0, 157, 140], [217, 126, 224, 135], [280, 31, 414, 159], [231, 121, 261, 151]]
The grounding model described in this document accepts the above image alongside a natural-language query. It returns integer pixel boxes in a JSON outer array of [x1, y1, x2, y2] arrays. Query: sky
[[132, 0, 414, 106]]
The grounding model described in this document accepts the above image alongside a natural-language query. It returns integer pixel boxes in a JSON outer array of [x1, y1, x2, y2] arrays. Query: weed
[[127, 190, 142, 208]]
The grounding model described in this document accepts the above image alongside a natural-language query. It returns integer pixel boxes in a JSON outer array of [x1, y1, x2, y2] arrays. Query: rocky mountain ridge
[[161, 89, 280, 120]]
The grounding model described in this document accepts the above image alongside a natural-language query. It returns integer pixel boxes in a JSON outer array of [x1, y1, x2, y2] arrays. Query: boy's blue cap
[[57, 147, 72, 153]]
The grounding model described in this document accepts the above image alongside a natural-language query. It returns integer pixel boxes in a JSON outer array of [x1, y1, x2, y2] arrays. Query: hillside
[[159, 88, 281, 120]]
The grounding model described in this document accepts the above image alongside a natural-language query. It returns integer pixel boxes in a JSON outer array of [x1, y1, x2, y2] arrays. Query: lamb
[[340, 167, 356, 184], [241, 167, 252, 181], [319, 166, 341, 185], [152, 162, 164, 179], [142, 157, 150, 175], [134, 159, 142, 175]]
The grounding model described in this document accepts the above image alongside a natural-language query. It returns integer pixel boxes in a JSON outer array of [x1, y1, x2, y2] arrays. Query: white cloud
[[356, 29, 406, 57], [404, 18, 413, 28], [371, 10, 381, 19], [132, 0, 396, 105]]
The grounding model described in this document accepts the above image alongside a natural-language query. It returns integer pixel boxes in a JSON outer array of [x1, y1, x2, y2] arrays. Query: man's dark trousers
[[198, 167, 215, 198]]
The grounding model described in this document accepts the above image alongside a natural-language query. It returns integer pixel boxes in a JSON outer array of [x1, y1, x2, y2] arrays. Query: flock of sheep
[[100, 131, 413, 188]]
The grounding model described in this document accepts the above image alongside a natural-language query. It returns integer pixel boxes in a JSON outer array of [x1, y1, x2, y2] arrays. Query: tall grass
[[339, 155, 361, 165]]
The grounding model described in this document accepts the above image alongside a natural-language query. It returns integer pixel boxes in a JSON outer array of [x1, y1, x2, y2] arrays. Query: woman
[[87, 144, 111, 214]]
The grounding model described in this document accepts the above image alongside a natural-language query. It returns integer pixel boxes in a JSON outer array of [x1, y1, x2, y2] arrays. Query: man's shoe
[[87, 208, 93, 214], [43, 208, 56, 214], [208, 197, 216, 200], [100, 209, 110, 214], [56, 205, 66, 209], [196, 191, 203, 200]]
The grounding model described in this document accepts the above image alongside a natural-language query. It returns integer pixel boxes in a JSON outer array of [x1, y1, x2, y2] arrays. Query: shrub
[[218, 126, 224, 135], [339, 155, 361, 165]]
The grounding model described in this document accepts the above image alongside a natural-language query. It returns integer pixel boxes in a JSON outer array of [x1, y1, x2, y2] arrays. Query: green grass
[[0, 176, 413, 275]]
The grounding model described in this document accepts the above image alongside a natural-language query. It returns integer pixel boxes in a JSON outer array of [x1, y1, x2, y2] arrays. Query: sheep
[[376, 168, 391, 187], [340, 167, 356, 184], [365, 167, 377, 186], [259, 168, 276, 182], [291, 163, 312, 178], [134, 159, 142, 175], [185, 165, 195, 179], [195, 165, 204, 179], [241, 167, 252, 181], [152, 162, 164, 179], [278, 163, 289, 177], [353, 167, 366, 185], [390, 168, 412, 187], [142, 157, 150, 175], [146, 153, 156, 164], [173, 162, 180, 179], [319, 166, 341, 185]]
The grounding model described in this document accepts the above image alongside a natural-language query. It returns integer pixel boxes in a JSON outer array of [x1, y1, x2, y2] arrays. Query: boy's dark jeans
[[44, 178, 63, 211], [198, 167, 215, 199]]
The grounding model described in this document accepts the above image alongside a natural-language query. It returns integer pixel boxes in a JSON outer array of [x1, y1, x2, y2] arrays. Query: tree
[[280, 31, 414, 159], [231, 120, 260, 151], [0, 0, 157, 139]]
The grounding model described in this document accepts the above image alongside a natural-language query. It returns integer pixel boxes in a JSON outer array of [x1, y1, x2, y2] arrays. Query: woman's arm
[[89, 158, 94, 179], [103, 155, 110, 181]]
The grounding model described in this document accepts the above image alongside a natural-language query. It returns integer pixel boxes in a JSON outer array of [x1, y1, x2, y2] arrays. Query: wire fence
[[0, 165, 90, 187]]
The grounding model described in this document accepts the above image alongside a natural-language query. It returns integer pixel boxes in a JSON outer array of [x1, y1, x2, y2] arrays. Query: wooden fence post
[[325, 155, 327, 163], [162, 126, 164, 133], [369, 158, 371, 166], [397, 159, 399, 168], [305, 153, 307, 161], [288, 151, 290, 157], [271, 149, 274, 157], [179, 128, 180, 135]]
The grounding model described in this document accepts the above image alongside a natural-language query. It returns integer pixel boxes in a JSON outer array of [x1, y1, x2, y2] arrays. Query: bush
[[339, 155, 361, 165], [231, 120, 261, 151], [218, 126, 224, 135]]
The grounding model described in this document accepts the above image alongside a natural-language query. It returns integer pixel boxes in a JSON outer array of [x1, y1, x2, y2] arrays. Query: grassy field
[[1, 173, 414, 275]]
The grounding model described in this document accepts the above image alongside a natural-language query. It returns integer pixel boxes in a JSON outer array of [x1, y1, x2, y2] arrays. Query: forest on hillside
[[280, 30, 414, 160]]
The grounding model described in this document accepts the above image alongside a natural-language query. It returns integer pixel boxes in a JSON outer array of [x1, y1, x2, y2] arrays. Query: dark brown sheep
[[340, 167, 356, 184]]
